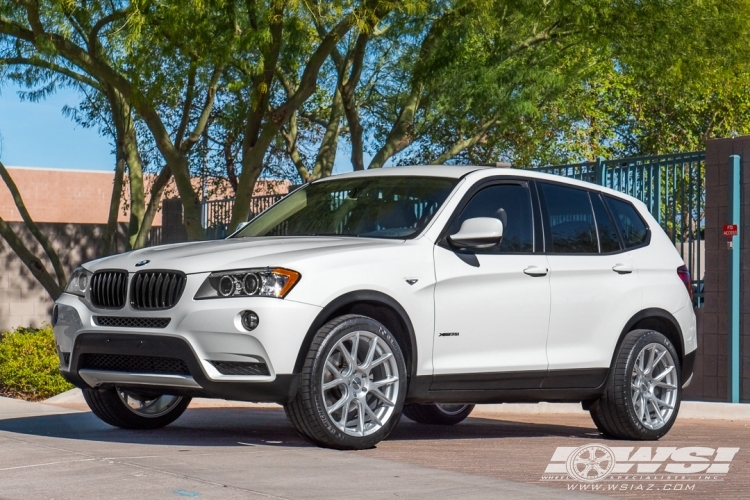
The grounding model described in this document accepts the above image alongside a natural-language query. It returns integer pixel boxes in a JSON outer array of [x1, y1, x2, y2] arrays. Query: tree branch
[[0, 56, 101, 90], [0, 216, 62, 300], [181, 64, 223, 153], [0, 161, 67, 289], [133, 165, 172, 250], [230, 9, 362, 230], [88, 9, 128, 53], [242, 1, 286, 150], [280, 113, 311, 182], [174, 65, 197, 150], [430, 116, 500, 164]]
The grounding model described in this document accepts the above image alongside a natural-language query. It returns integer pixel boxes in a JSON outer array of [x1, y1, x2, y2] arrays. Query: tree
[[4, 0, 750, 247]]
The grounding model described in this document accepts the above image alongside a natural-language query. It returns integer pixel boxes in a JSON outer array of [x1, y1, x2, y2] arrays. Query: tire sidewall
[[84, 387, 191, 429], [620, 330, 682, 439], [309, 316, 407, 449]]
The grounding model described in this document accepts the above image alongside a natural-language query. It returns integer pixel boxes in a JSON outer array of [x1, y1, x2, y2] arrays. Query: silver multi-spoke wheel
[[590, 330, 681, 440], [321, 330, 400, 437], [436, 404, 471, 415], [117, 388, 184, 419], [285, 314, 406, 449], [630, 343, 678, 430], [83, 387, 190, 429], [402, 402, 475, 425]]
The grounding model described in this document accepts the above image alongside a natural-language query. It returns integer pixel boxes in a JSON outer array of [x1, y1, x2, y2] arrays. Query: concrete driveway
[[0, 395, 746, 499]]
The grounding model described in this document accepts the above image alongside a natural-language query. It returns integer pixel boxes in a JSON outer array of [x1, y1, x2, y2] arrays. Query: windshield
[[234, 176, 459, 239]]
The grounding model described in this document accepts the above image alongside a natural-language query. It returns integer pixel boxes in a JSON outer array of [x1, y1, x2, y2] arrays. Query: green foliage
[[0, 325, 73, 401], [4, 0, 750, 225]]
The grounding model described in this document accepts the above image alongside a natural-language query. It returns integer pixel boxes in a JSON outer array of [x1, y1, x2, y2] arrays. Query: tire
[[590, 329, 681, 440], [284, 314, 408, 450], [402, 403, 475, 425], [83, 387, 191, 430]]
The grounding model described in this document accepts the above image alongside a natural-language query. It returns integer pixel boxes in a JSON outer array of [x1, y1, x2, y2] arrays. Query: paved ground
[[0, 396, 747, 500]]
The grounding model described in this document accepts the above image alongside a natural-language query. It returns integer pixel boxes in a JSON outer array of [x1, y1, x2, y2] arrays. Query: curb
[[474, 401, 750, 421]]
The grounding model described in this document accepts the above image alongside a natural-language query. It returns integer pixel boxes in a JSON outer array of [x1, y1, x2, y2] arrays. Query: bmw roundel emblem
[[135, 260, 150, 267]]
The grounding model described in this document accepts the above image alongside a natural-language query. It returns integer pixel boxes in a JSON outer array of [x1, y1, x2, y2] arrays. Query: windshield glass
[[234, 176, 459, 239]]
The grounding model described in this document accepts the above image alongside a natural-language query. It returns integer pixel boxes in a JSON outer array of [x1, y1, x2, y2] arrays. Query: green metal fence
[[201, 194, 283, 240], [533, 152, 706, 306]]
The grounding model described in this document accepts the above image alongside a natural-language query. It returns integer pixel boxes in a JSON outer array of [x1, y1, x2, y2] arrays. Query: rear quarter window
[[604, 196, 649, 248]]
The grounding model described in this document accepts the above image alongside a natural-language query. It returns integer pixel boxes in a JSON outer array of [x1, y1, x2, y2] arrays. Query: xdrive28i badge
[[135, 260, 150, 267]]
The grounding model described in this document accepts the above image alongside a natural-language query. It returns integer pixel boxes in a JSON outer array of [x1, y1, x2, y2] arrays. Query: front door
[[432, 181, 551, 385]]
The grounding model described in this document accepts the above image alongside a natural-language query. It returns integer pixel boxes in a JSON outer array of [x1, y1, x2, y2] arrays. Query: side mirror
[[448, 217, 504, 249]]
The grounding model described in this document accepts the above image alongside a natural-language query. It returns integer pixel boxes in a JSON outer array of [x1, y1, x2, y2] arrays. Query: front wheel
[[590, 329, 681, 440], [83, 387, 190, 429], [402, 403, 475, 425], [284, 314, 407, 450]]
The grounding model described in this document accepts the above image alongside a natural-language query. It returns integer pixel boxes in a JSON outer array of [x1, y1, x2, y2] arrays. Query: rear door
[[539, 182, 642, 377], [432, 180, 551, 383]]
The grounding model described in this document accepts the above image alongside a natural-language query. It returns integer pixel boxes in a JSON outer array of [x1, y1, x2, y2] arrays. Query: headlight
[[195, 268, 301, 299], [65, 267, 92, 297]]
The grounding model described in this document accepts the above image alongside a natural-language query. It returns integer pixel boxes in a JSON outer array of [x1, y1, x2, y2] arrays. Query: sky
[[0, 81, 369, 176], [0, 83, 115, 171]]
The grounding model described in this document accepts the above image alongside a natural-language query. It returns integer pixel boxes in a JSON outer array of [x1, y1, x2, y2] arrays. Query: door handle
[[612, 263, 634, 274], [523, 266, 548, 277]]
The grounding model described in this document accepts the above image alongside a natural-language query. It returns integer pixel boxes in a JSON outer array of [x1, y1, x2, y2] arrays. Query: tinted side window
[[605, 196, 649, 248], [450, 184, 533, 253], [590, 193, 621, 253], [539, 183, 598, 254]]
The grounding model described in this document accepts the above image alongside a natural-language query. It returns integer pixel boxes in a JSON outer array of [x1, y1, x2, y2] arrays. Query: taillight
[[677, 265, 693, 301]]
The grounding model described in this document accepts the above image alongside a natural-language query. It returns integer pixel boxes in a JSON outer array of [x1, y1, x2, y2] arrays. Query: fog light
[[241, 310, 259, 331], [51, 304, 59, 326]]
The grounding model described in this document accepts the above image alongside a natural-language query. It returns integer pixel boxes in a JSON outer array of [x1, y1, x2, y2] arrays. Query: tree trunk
[[367, 84, 423, 169], [228, 14, 360, 232], [123, 116, 146, 250], [311, 89, 344, 179], [102, 149, 125, 256], [133, 166, 172, 250]]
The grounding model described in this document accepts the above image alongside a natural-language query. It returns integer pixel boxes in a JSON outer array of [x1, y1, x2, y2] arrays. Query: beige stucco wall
[[0, 166, 291, 225], [0, 222, 128, 332]]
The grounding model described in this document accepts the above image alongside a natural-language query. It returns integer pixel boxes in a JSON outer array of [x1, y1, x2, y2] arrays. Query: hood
[[85, 236, 403, 274]]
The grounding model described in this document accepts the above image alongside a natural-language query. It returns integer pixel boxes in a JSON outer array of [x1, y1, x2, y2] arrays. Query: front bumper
[[53, 277, 322, 404], [62, 332, 299, 403]]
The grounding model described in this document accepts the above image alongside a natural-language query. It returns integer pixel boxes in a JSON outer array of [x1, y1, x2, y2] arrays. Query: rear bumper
[[61, 333, 299, 404]]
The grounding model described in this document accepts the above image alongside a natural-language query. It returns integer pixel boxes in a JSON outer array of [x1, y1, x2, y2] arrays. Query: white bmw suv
[[53, 166, 697, 449]]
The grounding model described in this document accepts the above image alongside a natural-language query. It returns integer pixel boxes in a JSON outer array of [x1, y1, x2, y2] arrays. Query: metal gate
[[532, 152, 706, 306], [201, 194, 283, 240]]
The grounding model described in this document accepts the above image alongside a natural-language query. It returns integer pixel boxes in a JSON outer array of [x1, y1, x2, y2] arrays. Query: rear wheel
[[83, 387, 190, 429], [402, 403, 475, 425], [285, 314, 407, 450], [590, 329, 681, 440]]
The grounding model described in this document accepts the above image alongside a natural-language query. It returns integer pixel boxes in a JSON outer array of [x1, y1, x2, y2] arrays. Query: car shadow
[[0, 406, 601, 448]]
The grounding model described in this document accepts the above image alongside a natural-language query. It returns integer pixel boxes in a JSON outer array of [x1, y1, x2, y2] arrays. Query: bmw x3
[[53, 166, 697, 449]]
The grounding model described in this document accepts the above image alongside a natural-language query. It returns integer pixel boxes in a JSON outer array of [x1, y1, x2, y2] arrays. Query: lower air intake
[[79, 354, 190, 375], [208, 360, 270, 376], [93, 316, 171, 329]]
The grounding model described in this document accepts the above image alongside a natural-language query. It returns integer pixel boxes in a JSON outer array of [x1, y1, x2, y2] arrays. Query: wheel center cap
[[352, 377, 362, 390]]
